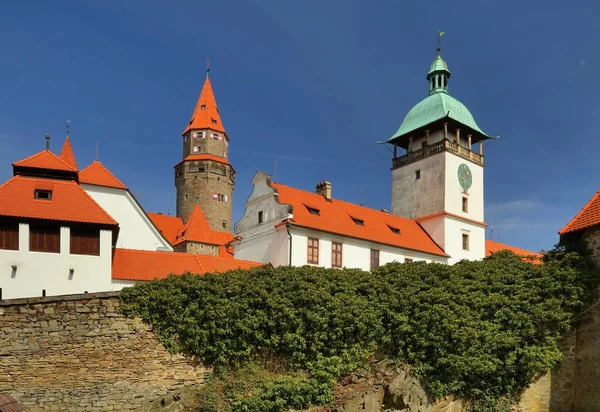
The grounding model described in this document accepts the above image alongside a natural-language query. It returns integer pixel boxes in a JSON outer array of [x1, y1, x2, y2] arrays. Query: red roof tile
[[59, 136, 78, 170], [13, 150, 78, 173], [485, 239, 542, 264], [559, 190, 600, 235], [111, 248, 261, 281], [147, 213, 184, 245], [271, 183, 447, 257], [0, 393, 24, 412], [177, 154, 232, 167], [182, 77, 226, 135], [79, 161, 127, 190], [0, 175, 117, 225]]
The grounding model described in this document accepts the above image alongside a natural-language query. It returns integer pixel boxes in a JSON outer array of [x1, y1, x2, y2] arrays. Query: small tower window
[[193, 146, 200, 153], [462, 233, 470, 250], [211, 119, 217, 125], [201, 105, 206, 110], [258, 211, 264, 224], [462, 196, 468, 213], [222, 220, 227, 229], [415, 170, 421, 180]]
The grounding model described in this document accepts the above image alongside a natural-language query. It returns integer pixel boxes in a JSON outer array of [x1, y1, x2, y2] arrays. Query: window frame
[[331, 242, 343, 268], [370, 249, 380, 270], [462, 233, 470, 250], [0, 221, 19, 251], [462, 196, 468, 213], [258, 211, 264, 224], [307, 237, 319, 265], [29, 223, 61, 254], [70, 227, 100, 256], [415, 170, 421, 180]]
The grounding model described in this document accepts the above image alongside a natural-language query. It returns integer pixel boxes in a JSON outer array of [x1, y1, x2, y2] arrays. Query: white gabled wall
[[289, 227, 446, 269], [82, 184, 172, 251], [0, 224, 113, 300]]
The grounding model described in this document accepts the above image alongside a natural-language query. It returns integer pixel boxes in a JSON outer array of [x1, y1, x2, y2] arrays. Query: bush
[[120, 249, 599, 411]]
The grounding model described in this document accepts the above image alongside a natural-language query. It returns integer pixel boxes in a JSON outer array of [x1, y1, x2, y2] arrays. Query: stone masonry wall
[[0, 292, 209, 411]]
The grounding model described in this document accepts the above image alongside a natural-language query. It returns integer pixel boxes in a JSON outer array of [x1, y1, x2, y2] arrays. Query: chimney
[[315, 180, 332, 201]]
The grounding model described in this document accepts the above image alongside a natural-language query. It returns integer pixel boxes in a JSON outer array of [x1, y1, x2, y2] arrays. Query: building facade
[[175, 73, 234, 232]]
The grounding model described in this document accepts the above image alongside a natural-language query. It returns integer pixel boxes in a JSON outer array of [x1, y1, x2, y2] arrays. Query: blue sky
[[0, 0, 598, 252]]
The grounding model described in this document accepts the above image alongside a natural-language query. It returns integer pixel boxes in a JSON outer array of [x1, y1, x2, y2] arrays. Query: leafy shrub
[[120, 248, 599, 410]]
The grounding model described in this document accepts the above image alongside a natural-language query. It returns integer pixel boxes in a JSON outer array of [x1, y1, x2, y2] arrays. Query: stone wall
[[0, 292, 209, 411]]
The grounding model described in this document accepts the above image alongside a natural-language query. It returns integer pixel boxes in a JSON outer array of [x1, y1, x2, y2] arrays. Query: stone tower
[[175, 71, 234, 232], [386, 39, 493, 263]]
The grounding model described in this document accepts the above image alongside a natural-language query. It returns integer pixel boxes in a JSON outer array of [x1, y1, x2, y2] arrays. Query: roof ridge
[[193, 254, 207, 274], [559, 189, 600, 235], [13, 150, 78, 172]]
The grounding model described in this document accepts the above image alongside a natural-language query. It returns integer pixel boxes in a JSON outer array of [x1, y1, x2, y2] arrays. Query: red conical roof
[[59, 136, 78, 170], [182, 77, 226, 135]]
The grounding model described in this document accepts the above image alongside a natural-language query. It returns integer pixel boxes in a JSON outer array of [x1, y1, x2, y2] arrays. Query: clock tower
[[387, 39, 492, 263]]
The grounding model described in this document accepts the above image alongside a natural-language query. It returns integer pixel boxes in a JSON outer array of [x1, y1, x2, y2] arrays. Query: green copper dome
[[388, 51, 490, 146]]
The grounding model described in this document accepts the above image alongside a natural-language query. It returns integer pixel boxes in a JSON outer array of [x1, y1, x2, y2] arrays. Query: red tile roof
[[0, 175, 117, 225], [13, 150, 78, 173], [559, 190, 600, 235], [79, 161, 128, 190], [59, 136, 78, 170], [271, 183, 447, 257], [111, 248, 261, 281], [180, 154, 231, 167], [182, 77, 226, 135], [485, 239, 542, 264], [147, 213, 184, 245]]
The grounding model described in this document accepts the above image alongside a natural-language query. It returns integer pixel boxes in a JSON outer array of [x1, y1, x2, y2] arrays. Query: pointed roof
[[79, 161, 128, 190], [485, 239, 542, 264], [182, 77, 226, 135], [0, 175, 117, 225], [147, 213, 185, 245], [13, 150, 78, 173], [559, 190, 600, 235], [59, 136, 78, 170], [173, 204, 235, 247]]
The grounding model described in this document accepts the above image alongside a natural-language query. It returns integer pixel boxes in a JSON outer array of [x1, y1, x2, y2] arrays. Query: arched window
[[222, 220, 227, 229]]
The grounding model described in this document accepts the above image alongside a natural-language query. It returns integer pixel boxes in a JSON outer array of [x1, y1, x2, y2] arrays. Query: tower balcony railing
[[392, 138, 484, 169]]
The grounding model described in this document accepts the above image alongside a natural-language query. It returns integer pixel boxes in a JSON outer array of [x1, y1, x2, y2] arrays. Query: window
[[201, 105, 206, 110], [462, 196, 468, 213], [388, 225, 401, 235], [331, 242, 342, 268], [404, 258, 413, 263], [34, 189, 52, 200], [184, 135, 188, 143], [0, 222, 19, 250], [462, 233, 470, 250], [222, 220, 227, 229], [351, 217, 364, 226], [307, 238, 319, 264], [305, 205, 320, 216], [193, 146, 200, 153], [213, 133, 219, 140], [211, 119, 217, 125], [198, 131, 205, 138], [415, 170, 421, 180], [70, 228, 100, 256], [258, 211, 264, 224], [30, 224, 60, 253], [370, 249, 380, 270], [184, 194, 189, 201]]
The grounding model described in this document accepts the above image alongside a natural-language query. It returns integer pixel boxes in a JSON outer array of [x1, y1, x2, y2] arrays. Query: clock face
[[457, 164, 472, 191]]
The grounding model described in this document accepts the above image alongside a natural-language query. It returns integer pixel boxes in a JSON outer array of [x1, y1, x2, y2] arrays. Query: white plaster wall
[[234, 225, 289, 266], [444, 217, 486, 264], [0, 224, 113, 300], [444, 152, 484, 222], [110, 279, 137, 290], [418, 215, 446, 251], [82, 184, 172, 251], [289, 227, 446, 269]]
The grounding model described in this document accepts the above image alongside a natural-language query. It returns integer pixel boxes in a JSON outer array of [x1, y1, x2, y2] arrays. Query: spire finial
[[206, 57, 211, 78], [66, 120, 70, 137], [437, 30, 445, 55], [45, 127, 51, 150]]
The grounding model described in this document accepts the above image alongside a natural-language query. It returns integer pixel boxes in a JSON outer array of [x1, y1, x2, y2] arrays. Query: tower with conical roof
[[387, 34, 493, 263], [175, 68, 234, 232]]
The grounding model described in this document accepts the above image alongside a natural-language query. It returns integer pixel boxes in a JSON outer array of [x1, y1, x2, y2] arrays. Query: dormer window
[[201, 105, 206, 110], [34, 189, 52, 200], [351, 217, 364, 226], [211, 119, 217, 125], [388, 225, 401, 235], [305, 205, 320, 216]]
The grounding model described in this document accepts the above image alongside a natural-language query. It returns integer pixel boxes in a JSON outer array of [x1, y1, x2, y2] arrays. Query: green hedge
[[120, 248, 598, 410]]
